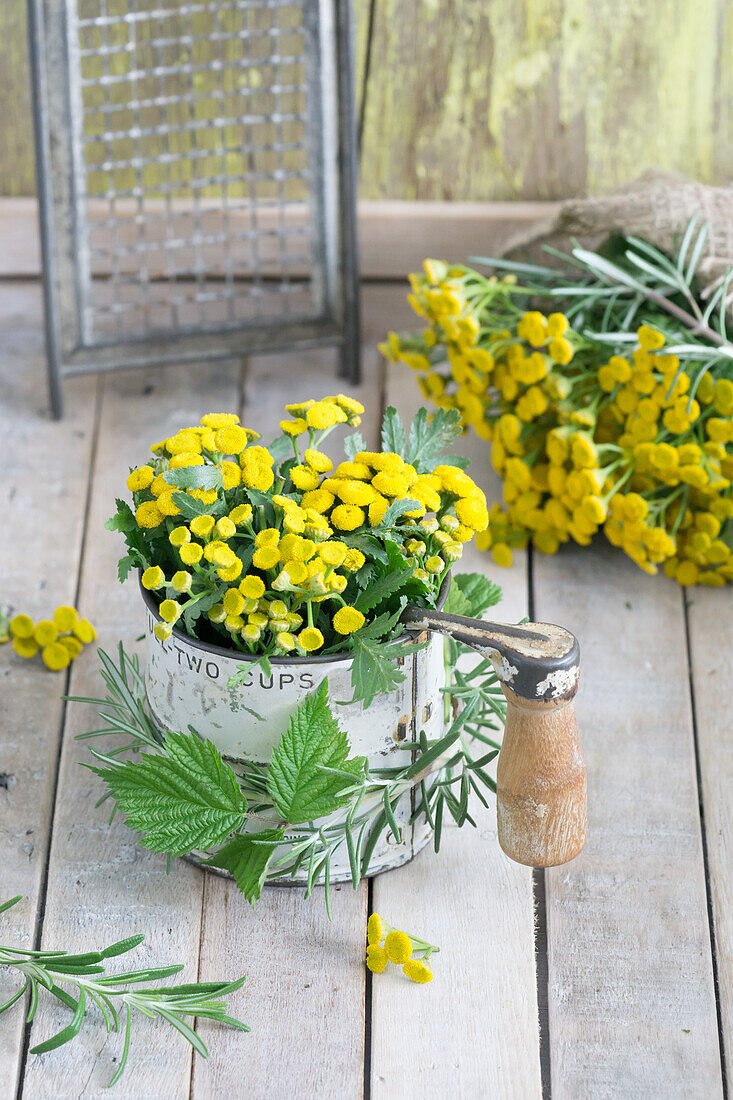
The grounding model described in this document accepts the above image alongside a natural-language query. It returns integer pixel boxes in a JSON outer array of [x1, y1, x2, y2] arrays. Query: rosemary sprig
[[0, 895, 248, 1087], [471, 214, 733, 397]]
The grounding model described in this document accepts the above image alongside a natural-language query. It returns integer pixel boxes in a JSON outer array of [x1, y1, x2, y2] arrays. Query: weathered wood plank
[[0, 3, 34, 196], [21, 360, 241, 1097], [534, 544, 724, 1099], [0, 197, 556, 279], [193, 875, 367, 1099], [358, 0, 725, 201], [0, 285, 97, 1100], [191, 337, 382, 1097], [369, 288, 542, 1098], [685, 586, 733, 1087]]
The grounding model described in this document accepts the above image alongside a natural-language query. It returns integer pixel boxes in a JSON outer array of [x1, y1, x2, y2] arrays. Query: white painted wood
[[192, 874, 367, 1099], [191, 339, 384, 1097], [534, 544, 724, 1099], [21, 361, 241, 1097], [0, 197, 555, 279], [685, 586, 733, 1086], [370, 291, 542, 1100], [0, 273, 726, 1099], [0, 285, 97, 1100]]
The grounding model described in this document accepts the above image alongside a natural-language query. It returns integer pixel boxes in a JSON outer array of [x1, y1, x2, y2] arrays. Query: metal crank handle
[[402, 607, 587, 868]]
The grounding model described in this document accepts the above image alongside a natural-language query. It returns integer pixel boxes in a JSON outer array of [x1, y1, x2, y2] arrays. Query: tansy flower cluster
[[365, 913, 438, 983], [383, 259, 733, 586], [1, 605, 97, 671], [112, 396, 489, 660]]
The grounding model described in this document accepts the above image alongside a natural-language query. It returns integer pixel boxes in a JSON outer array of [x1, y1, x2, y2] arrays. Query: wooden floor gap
[[683, 592, 729, 1100], [14, 373, 104, 1100], [528, 545, 552, 1097], [533, 868, 552, 1100], [363, 876, 374, 1100]]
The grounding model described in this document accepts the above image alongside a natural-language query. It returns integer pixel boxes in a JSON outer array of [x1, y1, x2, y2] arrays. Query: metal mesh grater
[[27, 0, 360, 415]]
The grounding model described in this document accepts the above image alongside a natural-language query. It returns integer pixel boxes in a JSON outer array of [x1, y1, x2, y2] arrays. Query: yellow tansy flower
[[297, 627, 324, 652], [34, 620, 58, 647], [10, 614, 35, 639], [366, 945, 388, 974], [331, 504, 365, 531], [332, 606, 365, 635], [402, 959, 433, 983], [158, 600, 181, 625], [142, 565, 166, 590], [13, 636, 39, 659], [126, 465, 155, 492], [135, 501, 164, 529], [384, 930, 412, 965], [42, 642, 71, 671], [72, 618, 97, 644], [179, 542, 203, 565]]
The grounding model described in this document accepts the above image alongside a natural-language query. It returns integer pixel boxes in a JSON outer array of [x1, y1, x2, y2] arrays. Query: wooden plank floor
[[0, 282, 730, 1099]]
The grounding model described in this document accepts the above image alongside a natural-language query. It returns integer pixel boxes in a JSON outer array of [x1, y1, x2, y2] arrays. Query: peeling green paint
[[0, 0, 730, 200], [358, 0, 730, 200]]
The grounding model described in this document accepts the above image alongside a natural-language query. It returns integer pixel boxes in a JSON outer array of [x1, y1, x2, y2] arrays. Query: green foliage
[[89, 732, 248, 856], [106, 499, 150, 579], [403, 406, 463, 470], [0, 894, 248, 1087], [380, 406, 406, 456], [378, 405, 464, 472], [355, 562, 415, 614], [343, 429, 367, 460], [170, 492, 217, 520], [348, 635, 423, 708], [163, 466, 224, 491], [445, 573, 502, 619], [204, 831, 284, 905], [81, 627, 507, 917], [266, 681, 365, 823]]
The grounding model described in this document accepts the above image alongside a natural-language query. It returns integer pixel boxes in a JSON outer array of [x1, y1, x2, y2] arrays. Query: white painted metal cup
[[141, 579, 451, 882]]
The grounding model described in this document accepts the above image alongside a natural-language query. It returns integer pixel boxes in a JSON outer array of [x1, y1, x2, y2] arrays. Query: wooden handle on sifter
[[402, 607, 587, 867]]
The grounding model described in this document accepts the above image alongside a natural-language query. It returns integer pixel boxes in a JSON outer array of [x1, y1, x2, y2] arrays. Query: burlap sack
[[503, 170, 733, 305]]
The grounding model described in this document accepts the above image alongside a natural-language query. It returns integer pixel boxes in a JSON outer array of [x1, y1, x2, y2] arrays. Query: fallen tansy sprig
[[366, 912, 438, 983], [2, 605, 96, 671]]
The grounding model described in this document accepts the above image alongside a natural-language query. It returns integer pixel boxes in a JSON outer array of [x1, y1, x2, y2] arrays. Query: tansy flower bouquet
[[109, 395, 489, 703], [383, 221, 733, 586]]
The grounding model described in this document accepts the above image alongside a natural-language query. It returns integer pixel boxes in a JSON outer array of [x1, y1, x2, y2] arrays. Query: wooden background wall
[[2, 0, 731, 200]]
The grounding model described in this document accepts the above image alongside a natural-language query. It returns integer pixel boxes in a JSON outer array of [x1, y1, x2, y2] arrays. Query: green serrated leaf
[[266, 682, 364, 823], [181, 587, 226, 634], [341, 533, 389, 564], [117, 553, 136, 583], [106, 499, 136, 534], [356, 599, 406, 642], [170, 492, 211, 520], [89, 732, 247, 855], [355, 563, 414, 614], [403, 407, 463, 470], [347, 636, 407, 708], [163, 466, 223, 491], [381, 406, 406, 457], [203, 830, 284, 906], [380, 497, 422, 528], [343, 430, 367, 460], [447, 573, 502, 618]]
